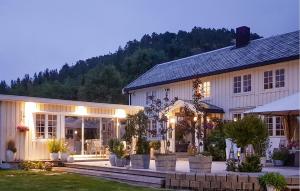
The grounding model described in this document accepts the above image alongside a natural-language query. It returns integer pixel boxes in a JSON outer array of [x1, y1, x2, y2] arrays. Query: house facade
[[0, 94, 142, 161], [123, 27, 300, 153]]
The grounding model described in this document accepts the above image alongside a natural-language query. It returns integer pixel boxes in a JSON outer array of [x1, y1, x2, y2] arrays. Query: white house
[[0, 94, 142, 161], [123, 27, 300, 153]]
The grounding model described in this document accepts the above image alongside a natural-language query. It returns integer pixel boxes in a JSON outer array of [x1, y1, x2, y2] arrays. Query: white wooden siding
[[130, 59, 300, 120]]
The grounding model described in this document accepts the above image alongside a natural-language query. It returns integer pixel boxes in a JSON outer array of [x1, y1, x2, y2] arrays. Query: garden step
[[54, 167, 165, 188]]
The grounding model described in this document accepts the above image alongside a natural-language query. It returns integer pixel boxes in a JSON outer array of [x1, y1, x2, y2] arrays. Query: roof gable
[[124, 31, 299, 92]]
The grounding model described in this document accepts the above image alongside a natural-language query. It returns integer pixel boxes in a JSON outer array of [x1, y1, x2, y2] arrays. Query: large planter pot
[[6, 150, 16, 162], [109, 154, 116, 166], [260, 157, 267, 167], [189, 155, 212, 173], [155, 154, 176, 172], [131, 154, 150, 169], [60, 153, 69, 161], [273, 160, 284, 166], [67, 156, 74, 163], [267, 185, 279, 191], [115, 157, 125, 167], [49, 153, 59, 161], [150, 148, 160, 160]]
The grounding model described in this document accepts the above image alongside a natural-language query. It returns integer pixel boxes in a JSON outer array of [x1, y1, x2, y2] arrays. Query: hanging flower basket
[[17, 125, 29, 132]]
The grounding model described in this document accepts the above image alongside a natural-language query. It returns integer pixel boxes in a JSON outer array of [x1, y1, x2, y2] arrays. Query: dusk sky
[[0, 0, 299, 83]]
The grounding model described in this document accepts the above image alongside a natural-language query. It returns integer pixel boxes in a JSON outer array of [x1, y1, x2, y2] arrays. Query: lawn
[[0, 170, 161, 191]]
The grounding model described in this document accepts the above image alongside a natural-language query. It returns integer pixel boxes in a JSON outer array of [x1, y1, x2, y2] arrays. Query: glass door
[[84, 117, 100, 155], [65, 116, 82, 155]]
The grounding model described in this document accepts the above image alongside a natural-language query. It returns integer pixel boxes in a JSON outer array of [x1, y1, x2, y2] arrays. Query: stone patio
[[71, 159, 300, 176]]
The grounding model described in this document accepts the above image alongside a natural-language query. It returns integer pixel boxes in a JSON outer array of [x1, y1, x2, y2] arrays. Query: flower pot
[[49, 153, 59, 161], [131, 154, 150, 169], [260, 157, 267, 167], [6, 150, 16, 162], [109, 154, 116, 166], [115, 157, 125, 167], [60, 153, 69, 161], [267, 185, 278, 191], [150, 148, 159, 160], [67, 156, 74, 163], [189, 155, 212, 173], [273, 160, 284, 166], [155, 154, 176, 172]]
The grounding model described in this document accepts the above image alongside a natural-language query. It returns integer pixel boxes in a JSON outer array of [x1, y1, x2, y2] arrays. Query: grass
[[0, 170, 161, 191]]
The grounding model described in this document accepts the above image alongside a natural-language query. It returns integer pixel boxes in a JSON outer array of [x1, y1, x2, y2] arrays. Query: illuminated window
[[35, 114, 57, 139], [232, 113, 242, 121], [233, 76, 241, 93], [264, 71, 273, 89], [198, 81, 211, 98], [275, 69, 285, 88]]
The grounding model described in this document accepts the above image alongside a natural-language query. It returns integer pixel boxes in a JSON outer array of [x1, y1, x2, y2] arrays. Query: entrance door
[[84, 117, 100, 155]]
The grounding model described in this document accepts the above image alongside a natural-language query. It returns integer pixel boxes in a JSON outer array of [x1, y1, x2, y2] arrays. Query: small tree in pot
[[145, 94, 178, 172], [114, 141, 126, 167], [6, 140, 17, 162], [108, 139, 119, 166], [149, 141, 161, 159], [259, 172, 287, 191], [126, 110, 151, 169]]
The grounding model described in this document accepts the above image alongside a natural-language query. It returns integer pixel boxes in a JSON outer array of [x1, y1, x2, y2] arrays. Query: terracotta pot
[[131, 154, 150, 169], [155, 154, 176, 172], [6, 150, 16, 162], [109, 154, 116, 166], [189, 155, 212, 173], [49, 153, 59, 161]]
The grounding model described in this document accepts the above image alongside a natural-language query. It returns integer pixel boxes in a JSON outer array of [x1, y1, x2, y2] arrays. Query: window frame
[[264, 116, 285, 137], [233, 76, 242, 93], [243, 74, 251, 92], [35, 113, 58, 139], [275, 68, 285, 88], [264, 70, 273, 89]]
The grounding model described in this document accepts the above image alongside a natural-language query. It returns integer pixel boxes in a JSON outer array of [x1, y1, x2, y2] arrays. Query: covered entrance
[[167, 100, 224, 153]]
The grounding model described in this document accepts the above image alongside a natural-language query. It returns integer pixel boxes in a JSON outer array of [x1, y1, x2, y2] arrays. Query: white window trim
[[34, 113, 57, 140]]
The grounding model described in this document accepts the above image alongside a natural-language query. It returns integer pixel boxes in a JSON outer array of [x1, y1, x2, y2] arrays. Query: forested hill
[[0, 27, 260, 104]]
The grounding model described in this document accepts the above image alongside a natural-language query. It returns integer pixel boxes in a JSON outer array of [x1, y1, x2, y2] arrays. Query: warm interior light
[[233, 117, 237, 122], [115, 109, 127, 118], [193, 116, 198, 122], [74, 130, 78, 135], [170, 117, 176, 124], [25, 102, 37, 113], [75, 106, 87, 115], [207, 117, 210, 122]]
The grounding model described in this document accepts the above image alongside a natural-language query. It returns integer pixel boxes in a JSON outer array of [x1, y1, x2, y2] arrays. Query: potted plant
[[271, 149, 289, 166], [189, 151, 212, 173], [6, 140, 17, 162], [108, 139, 118, 166], [47, 139, 60, 161], [126, 111, 151, 169], [259, 172, 287, 191], [60, 140, 69, 161], [145, 95, 178, 172], [149, 141, 161, 159], [114, 141, 125, 167]]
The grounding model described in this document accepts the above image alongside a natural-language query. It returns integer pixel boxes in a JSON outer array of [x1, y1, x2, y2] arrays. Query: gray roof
[[124, 31, 299, 92], [182, 100, 224, 113]]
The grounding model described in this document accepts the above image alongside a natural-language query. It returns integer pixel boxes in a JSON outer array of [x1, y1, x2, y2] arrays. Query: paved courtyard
[[72, 160, 300, 176]]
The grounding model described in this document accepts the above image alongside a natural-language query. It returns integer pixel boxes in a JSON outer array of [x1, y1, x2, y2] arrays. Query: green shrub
[[136, 138, 150, 155], [108, 139, 119, 153], [259, 172, 287, 190], [149, 141, 161, 150], [60, 141, 68, 153], [47, 139, 61, 153], [238, 155, 262, 172], [114, 141, 125, 158], [7, 140, 17, 153], [19, 161, 53, 171], [226, 158, 237, 172], [272, 149, 289, 161], [207, 120, 226, 161]]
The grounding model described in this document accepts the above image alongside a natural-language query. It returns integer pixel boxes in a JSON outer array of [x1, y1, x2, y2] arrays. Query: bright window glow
[[170, 117, 176, 124], [75, 106, 87, 115], [198, 81, 211, 98], [115, 109, 126, 118]]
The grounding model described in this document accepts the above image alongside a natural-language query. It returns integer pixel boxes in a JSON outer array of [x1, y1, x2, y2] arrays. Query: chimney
[[236, 26, 250, 47]]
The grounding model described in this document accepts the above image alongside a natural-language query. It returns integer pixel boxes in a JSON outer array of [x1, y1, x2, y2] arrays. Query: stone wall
[[165, 172, 299, 190]]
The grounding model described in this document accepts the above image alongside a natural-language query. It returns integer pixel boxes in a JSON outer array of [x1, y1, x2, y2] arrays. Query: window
[[264, 71, 273, 89], [36, 114, 45, 139], [243, 74, 251, 92], [275, 69, 285, 88], [48, 115, 57, 138], [264, 116, 273, 135], [146, 91, 156, 105], [202, 82, 211, 98], [233, 113, 242, 121], [233, 76, 241, 93], [264, 116, 285, 136], [275, 117, 284, 136], [35, 114, 57, 139], [148, 120, 157, 138]]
